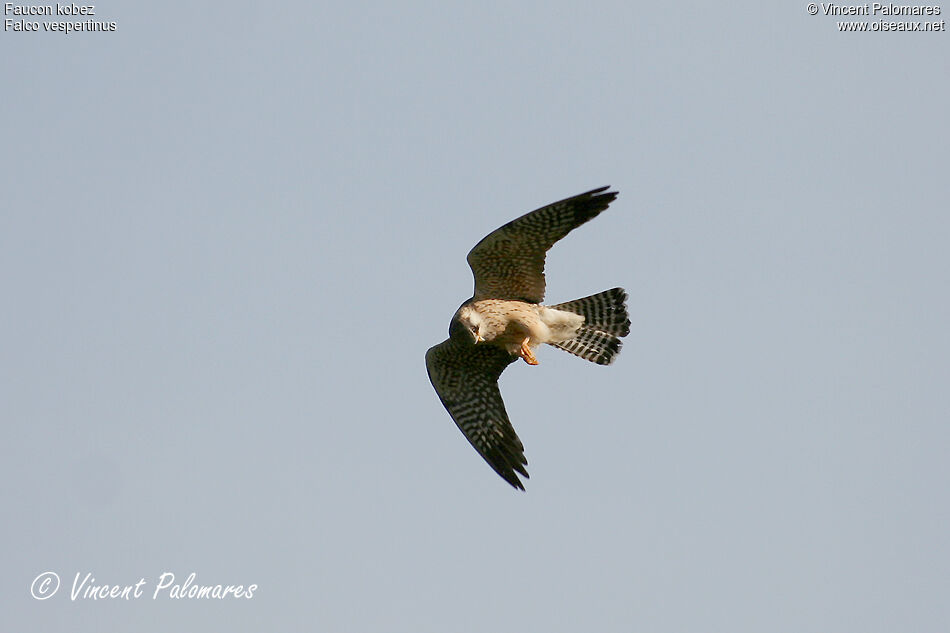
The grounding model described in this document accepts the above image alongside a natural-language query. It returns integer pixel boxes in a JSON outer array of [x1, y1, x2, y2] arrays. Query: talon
[[520, 338, 539, 365]]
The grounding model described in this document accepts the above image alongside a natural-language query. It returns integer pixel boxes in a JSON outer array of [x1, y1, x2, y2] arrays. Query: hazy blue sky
[[3, 3, 948, 631]]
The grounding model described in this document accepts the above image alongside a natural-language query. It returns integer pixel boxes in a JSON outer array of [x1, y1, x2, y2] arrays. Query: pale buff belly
[[471, 300, 584, 354]]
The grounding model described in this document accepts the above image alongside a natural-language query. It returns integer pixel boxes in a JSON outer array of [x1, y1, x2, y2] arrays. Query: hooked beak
[[474, 333, 484, 343]]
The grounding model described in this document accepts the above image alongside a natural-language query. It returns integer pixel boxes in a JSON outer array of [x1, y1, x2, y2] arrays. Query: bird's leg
[[520, 337, 539, 366]]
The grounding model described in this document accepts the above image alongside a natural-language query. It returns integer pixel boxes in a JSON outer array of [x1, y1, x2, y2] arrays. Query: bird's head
[[454, 305, 486, 344]]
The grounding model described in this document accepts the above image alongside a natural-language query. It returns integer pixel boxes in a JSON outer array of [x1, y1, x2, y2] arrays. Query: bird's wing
[[425, 337, 527, 489], [466, 186, 618, 304]]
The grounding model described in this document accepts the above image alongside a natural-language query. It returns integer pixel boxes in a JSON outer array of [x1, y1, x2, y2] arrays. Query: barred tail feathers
[[548, 288, 630, 365]]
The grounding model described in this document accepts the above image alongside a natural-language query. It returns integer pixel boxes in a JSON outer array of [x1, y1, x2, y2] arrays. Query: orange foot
[[520, 338, 539, 366]]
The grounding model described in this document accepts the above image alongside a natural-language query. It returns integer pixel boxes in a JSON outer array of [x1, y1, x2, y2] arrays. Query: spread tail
[[548, 288, 630, 365]]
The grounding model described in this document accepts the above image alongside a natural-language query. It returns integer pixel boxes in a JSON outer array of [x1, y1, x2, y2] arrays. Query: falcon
[[425, 186, 630, 489]]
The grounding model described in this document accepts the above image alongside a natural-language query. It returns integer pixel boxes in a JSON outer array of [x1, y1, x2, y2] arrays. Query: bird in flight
[[425, 187, 630, 489]]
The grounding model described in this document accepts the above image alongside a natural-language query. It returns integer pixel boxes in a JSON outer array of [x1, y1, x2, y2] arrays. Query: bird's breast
[[471, 300, 547, 347]]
